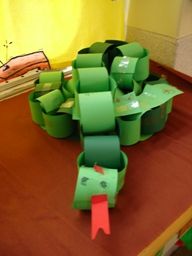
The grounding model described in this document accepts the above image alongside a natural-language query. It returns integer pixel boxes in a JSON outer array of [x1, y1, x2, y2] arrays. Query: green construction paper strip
[[117, 115, 141, 145], [34, 82, 63, 99], [117, 42, 144, 58], [140, 134, 152, 141], [117, 151, 128, 192], [105, 39, 127, 46], [108, 76, 117, 98], [84, 135, 121, 169], [72, 92, 80, 120], [115, 43, 149, 82], [77, 67, 109, 93], [35, 82, 61, 92], [89, 42, 112, 69], [89, 42, 112, 53], [166, 98, 173, 114], [114, 86, 124, 100], [43, 112, 75, 138], [73, 166, 118, 209], [111, 56, 138, 90], [114, 91, 142, 117], [37, 89, 65, 113], [180, 227, 192, 250], [77, 151, 128, 195], [111, 56, 138, 74], [79, 91, 115, 134], [141, 104, 167, 134], [61, 87, 74, 99], [133, 49, 149, 81], [133, 80, 143, 95], [78, 47, 89, 54], [65, 76, 78, 94], [57, 98, 74, 114], [75, 53, 103, 68], [28, 92, 45, 127], [39, 71, 64, 83], [138, 83, 183, 113]]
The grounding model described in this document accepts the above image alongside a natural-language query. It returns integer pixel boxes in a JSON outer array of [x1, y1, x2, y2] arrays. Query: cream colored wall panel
[[175, 35, 192, 76], [127, 26, 176, 67]]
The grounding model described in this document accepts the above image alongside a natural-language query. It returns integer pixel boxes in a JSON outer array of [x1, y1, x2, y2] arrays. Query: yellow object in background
[[0, 0, 125, 69]]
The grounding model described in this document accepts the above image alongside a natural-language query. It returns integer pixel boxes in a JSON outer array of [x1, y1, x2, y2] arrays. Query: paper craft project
[[28, 39, 183, 239], [73, 166, 118, 209]]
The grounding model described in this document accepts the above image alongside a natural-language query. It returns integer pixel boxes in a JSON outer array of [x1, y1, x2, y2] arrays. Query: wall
[[127, 0, 182, 38], [174, 0, 192, 76], [126, 0, 192, 76], [0, 0, 125, 69]]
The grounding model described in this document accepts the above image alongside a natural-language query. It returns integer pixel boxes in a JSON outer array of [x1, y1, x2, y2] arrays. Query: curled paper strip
[[42, 112, 75, 138], [78, 91, 115, 134], [28, 92, 45, 127], [39, 71, 65, 84], [77, 67, 109, 93], [111, 56, 139, 90], [76, 151, 128, 194], [37, 89, 65, 113], [73, 165, 118, 210], [74, 53, 103, 68], [84, 135, 121, 169]]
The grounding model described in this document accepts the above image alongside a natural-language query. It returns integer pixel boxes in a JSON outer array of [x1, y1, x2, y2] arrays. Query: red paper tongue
[[91, 194, 110, 240]]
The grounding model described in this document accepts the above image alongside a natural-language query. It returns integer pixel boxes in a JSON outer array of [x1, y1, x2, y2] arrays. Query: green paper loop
[[28, 92, 45, 127], [77, 67, 109, 93], [37, 89, 65, 113], [116, 43, 149, 82], [77, 151, 128, 195], [84, 135, 121, 169], [39, 71, 64, 83], [134, 49, 149, 81], [89, 42, 112, 53], [117, 151, 128, 192], [117, 115, 141, 145], [117, 42, 144, 58], [75, 53, 103, 68], [34, 82, 61, 97], [35, 82, 61, 92], [43, 112, 75, 138], [166, 98, 173, 114], [73, 165, 118, 209], [89, 42, 113, 69], [141, 104, 167, 134], [78, 91, 115, 134], [111, 56, 138, 90]]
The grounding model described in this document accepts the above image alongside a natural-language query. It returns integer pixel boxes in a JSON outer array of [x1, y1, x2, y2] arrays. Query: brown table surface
[[0, 64, 192, 256]]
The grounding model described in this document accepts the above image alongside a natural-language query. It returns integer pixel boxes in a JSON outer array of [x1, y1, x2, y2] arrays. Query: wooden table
[[0, 63, 191, 256]]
